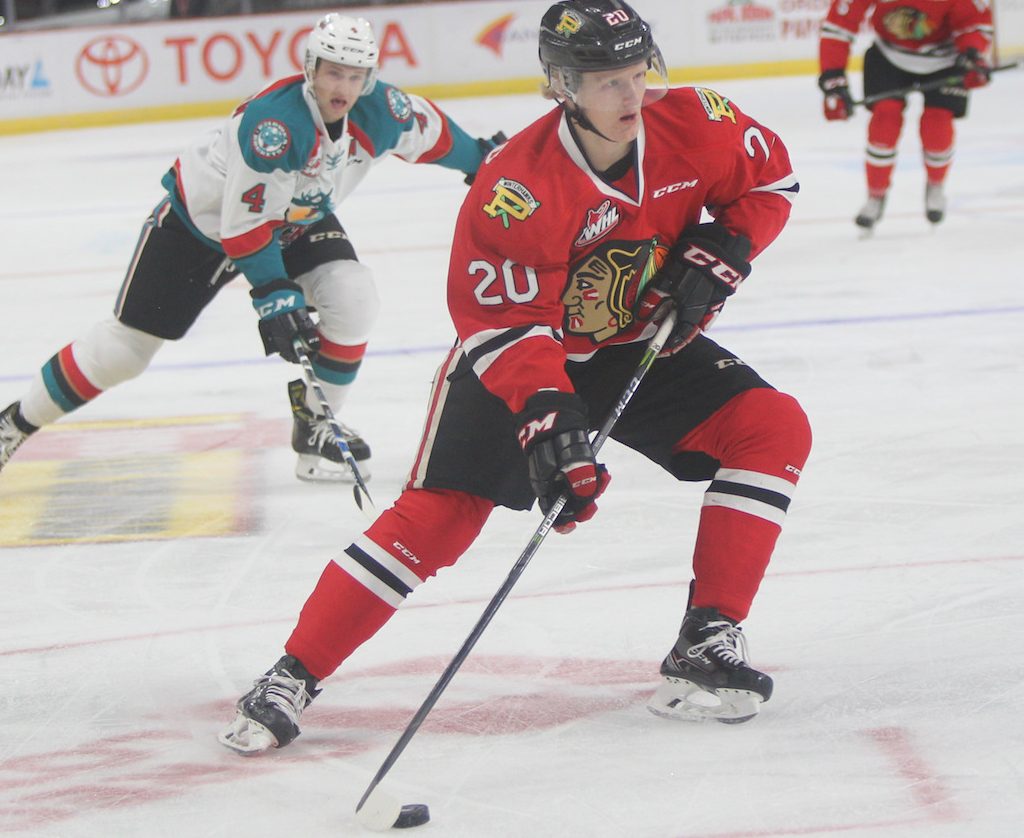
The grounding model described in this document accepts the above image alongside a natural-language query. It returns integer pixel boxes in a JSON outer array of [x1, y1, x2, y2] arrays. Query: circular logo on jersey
[[251, 119, 291, 160], [386, 87, 413, 121], [75, 35, 149, 97]]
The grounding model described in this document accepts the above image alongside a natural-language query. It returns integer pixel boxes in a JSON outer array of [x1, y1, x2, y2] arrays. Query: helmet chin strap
[[558, 98, 616, 143]]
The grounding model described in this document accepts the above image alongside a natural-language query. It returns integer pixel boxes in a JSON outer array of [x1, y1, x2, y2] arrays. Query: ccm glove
[[818, 69, 855, 121], [464, 131, 508, 185], [251, 279, 320, 363], [955, 48, 991, 89], [636, 223, 751, 353], [516, 390, 610, 534]]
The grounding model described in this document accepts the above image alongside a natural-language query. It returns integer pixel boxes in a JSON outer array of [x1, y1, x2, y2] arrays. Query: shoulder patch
[[250, 118, 292, 160], [694, 88, 737, 124], [482, 178, 541, 229], [386, 87, 413, 122]]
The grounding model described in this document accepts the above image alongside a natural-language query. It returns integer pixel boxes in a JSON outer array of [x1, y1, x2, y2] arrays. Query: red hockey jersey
[[446, 87, 798, 415], [820, 0, 994, 75]]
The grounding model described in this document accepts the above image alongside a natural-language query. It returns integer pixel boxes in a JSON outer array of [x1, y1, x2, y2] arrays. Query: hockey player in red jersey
[[220, 0, 811, 754], [818, 0, 994, 230]]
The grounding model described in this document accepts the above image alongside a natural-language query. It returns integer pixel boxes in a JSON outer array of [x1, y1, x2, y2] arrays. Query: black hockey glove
[[818, 69, 854, 121], [251, 279, 320, 363], [515, 390, 610, 534], [955, 48, 991, 89], [464, 131, 508, 185], [636, 223, 751, 354]]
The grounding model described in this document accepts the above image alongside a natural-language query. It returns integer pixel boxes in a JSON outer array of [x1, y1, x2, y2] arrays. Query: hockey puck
[[393, 804, 430, 829]]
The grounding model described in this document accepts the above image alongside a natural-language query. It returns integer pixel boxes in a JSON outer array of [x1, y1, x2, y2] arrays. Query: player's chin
[[613, 114, 641, 140]]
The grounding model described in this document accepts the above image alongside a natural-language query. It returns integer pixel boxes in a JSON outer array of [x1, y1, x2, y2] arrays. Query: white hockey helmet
[[304, 14, 380, 96]]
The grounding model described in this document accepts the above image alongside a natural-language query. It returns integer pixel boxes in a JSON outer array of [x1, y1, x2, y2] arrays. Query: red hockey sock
[[865, 99, 905, 196], [674, 389, 812, 621], [920, 106, 955, 184], [285, 488, 493, 679]]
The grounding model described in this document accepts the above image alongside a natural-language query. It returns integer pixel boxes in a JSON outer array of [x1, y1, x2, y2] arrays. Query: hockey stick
[[292, 339, 376, 518], [355, 309, 679, 831], [851, 60, 1020, 107]]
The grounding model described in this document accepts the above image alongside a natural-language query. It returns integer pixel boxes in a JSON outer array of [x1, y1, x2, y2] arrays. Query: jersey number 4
[[470, 259, 539, 305], [241, 183, 267, 214]]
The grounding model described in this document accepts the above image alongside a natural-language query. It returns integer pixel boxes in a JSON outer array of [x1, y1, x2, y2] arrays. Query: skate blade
[[294, 454, 372, 483], [218, 711, 279, 755], [646, 677, 762, 725]]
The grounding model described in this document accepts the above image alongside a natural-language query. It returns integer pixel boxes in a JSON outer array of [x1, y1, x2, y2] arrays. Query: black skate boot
[[288, 379, 371, 482], [219, 655, 321, 754], [647, 607, 773, 724], [0, 402, 37, 473]]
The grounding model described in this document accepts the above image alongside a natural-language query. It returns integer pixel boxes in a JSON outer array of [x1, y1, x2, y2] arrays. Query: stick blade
[[356, 787, 429, 831]]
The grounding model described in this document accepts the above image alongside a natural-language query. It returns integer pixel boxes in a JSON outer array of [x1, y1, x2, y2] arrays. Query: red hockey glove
[[635, 223, 751, 354], [818, 69, 855, 120], [516, 391, 610, 534], [955, 48, 991, 89]]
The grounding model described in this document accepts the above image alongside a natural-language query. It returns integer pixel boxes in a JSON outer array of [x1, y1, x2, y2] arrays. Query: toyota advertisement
[[1, 0, 1021, 133]]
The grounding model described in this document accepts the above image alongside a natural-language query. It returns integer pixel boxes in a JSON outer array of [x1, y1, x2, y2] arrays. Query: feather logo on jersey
[[483, 178, 541, 229], [562, 239, 664, 343], [575, 200, 621, 247], [882, 8, 935, 41], [251, 119, 291, 160], [285, 189, 333, 226], [386, 87, 413, 121], [695, 88, 737, 124]]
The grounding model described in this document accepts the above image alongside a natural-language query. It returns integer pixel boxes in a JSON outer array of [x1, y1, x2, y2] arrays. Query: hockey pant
[[284, 386, 812, 680]]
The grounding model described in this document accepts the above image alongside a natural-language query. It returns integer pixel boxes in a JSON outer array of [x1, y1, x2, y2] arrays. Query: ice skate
[[925, 182, 946, 225], [647, 607, 772, 725], [854, 193, 886, 233], [219, 655, 321, 754], [288, 379, 371, 482], [0, 401, 35, 473]]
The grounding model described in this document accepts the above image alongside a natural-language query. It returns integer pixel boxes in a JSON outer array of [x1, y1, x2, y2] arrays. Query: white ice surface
[[1, 71, 1023, 837]]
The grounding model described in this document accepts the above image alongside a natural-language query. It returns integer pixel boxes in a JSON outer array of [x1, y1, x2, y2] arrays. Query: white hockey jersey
[[161, 75, 486, 287]]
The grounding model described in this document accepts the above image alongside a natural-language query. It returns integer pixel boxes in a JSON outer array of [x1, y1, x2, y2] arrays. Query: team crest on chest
[[251, 119, 291, 159], [562, 239, 665, 343], [575, 199, 621, 247]]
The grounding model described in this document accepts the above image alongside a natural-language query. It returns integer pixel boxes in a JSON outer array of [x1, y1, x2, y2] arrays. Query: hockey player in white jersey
[[0, 13, 503, 483]]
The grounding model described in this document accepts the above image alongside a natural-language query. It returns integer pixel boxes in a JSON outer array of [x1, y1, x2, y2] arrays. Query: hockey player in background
[[219, 0, 811, 754], [0, 13, 502, 483], [818, 0, 994, 230]]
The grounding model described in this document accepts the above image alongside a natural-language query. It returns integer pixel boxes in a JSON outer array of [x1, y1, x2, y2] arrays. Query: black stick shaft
[[851, 61, 1020, 107], [293, 340, 376, 516], [356, 310, 678, 814]]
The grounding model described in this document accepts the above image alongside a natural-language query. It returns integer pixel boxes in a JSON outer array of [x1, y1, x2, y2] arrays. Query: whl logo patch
[[574, 199, 620, 247]]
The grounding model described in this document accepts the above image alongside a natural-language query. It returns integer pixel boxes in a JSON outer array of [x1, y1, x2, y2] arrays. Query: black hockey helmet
[[538, 1, 666, 105]]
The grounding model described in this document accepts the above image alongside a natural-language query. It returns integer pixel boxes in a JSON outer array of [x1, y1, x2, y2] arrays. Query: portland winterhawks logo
[[251, 119, 290, 160], [482, 178, 540, 229]]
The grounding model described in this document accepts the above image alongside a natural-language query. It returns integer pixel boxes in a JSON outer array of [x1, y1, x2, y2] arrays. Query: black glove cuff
[[818, 69, 848, 92], [249, 278, 300, 300], [515, 391, 589, 453]]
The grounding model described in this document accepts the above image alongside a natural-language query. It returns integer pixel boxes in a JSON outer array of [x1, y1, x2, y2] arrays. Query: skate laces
[[252, 672, 311, 723], [689, 621, 749, 668], [307, 417, 361, 452], [0, 414, 28, 464]]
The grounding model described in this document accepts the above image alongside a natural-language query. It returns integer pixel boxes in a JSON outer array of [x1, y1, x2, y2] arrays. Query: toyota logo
[[76, 34, 149, 97]]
